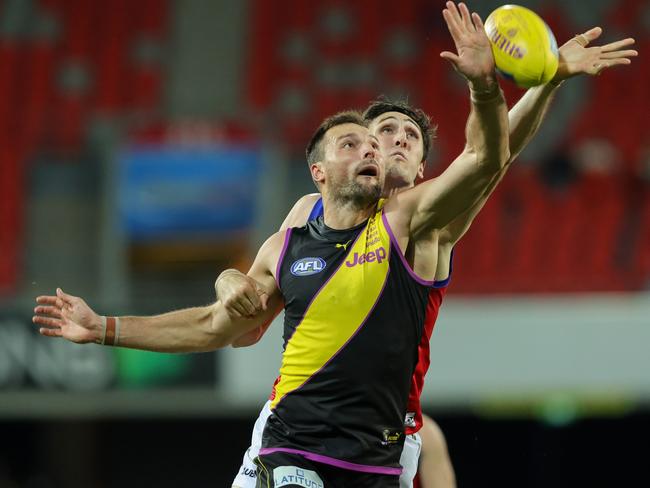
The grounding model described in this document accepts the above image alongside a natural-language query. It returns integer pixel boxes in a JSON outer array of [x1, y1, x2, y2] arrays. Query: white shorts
[[231, 400, 422, 488]]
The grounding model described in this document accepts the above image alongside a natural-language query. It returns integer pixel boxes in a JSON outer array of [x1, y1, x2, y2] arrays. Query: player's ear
[[311, 161, 325, 185], [417, 160, 425, 180]]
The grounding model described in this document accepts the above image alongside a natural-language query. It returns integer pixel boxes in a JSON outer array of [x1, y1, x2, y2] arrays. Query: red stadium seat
[[22, 40, 56, 149], [0, 139, 24, 295], [0, 41, 19, 138]]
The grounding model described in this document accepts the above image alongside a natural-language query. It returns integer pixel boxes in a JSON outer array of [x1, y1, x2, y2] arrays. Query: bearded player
[[219, 17, 637, 488]]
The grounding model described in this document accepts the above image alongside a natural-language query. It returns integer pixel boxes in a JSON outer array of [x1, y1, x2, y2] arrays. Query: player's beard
[[331, 175, 382, 209]]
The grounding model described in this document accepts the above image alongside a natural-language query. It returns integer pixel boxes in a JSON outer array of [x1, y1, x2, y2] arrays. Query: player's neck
[[382, 180, 415, 198], [321, 196, 376, 230]]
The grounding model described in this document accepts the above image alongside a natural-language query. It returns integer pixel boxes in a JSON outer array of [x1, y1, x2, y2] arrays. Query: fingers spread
[[601, 49, 638, 60], [607, 58, 632, 66], [445, 1, 462, 22], [601, 38, 636, 53], [34, 305, 63, 318], [458, 3, 475, 32], [36, 295, 59, 305], [472, 12, 484, 31], [39, 327, 63, 337], [33, 315, 63, 328], [442, 8, 462, 40], [56, 288, 76, 306]]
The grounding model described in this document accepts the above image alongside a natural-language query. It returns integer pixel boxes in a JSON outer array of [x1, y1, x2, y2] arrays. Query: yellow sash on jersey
[[271, 201, 391, 409]]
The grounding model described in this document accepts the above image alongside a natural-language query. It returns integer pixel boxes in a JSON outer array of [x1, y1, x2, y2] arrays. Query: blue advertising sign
[[118, 144, 261, 240]]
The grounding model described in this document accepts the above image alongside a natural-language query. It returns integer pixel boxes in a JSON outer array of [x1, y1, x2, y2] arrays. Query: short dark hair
[[305, 110, 367, 165], [363, 97, 437, 163]]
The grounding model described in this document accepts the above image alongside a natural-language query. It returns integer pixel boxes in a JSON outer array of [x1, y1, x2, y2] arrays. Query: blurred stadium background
[[0, 0, 649, 486]]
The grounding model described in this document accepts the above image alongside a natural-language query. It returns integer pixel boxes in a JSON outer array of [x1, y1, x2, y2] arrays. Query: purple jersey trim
[[433, 249, 454, 288], [258, 447, 402, 476], [381, 211, 435, 287], [275, 228, 293, 292]]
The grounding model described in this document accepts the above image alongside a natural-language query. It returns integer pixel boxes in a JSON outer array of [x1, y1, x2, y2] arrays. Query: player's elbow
[[231, 335, 260, 348]]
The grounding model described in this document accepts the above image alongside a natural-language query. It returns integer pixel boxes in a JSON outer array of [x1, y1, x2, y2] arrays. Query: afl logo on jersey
[[290, 257, 326, 276]]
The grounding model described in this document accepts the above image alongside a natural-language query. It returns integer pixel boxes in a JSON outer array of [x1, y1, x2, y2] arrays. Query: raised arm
[[437, 27, 638, 250], [33, 232, 286, 353], [385, 2, 509, 242], [509, 27, 636, 162]]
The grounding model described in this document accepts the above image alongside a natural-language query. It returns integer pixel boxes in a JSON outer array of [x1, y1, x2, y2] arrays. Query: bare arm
[[509, 27, 636, 162], [385, 3, 509, 242], [417, 415, 456, 488], [34, 233, 286, 352], [437, 27, 638, 251], [34, 292, 224, 353]]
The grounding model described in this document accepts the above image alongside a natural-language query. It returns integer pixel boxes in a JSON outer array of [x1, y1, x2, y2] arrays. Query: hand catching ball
[[485, 4, 559, 88]]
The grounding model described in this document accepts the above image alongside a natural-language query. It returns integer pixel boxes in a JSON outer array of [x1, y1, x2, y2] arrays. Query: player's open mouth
[[357, 164, 379, 177]]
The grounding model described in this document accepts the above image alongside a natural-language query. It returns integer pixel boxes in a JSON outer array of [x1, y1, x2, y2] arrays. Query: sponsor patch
[[290, 257, 326, 276], [381, 428, 402, 446], [344, 246, 387, 267], [273, 466, 324, 487]]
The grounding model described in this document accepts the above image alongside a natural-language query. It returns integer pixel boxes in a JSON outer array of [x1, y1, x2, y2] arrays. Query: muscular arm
[[434, 84, 557, 260], [384, 3, 509, 244], [34, 233, 286, 352], [436, 27, 638, 254]]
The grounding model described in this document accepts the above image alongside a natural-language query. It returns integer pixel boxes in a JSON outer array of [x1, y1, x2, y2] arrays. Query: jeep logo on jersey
[[290, 257, 326, 276], [345, 247, 387, 267]]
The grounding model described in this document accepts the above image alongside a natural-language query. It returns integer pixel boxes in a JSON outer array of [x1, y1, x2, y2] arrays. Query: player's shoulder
[[293, 193, 322, 219], [291, 193, 321, 212], [281, 193, 322, 230], [259, 229, 291, 256], [298, 193, 321, 205]]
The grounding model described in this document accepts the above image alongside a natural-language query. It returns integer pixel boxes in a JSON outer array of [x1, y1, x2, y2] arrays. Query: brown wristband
[[101, 316, 120, 346]]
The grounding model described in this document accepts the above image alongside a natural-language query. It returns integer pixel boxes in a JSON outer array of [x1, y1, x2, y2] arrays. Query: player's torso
[[264, 206, 431, 469]]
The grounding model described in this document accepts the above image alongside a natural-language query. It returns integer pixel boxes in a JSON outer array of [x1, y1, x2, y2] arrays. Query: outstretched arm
[[34, 290, 224, 352], [436, 27, 638, 255], [386, 2, 509, 241], [509, 27, 636, 162], [34, 233, 286, 352]]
